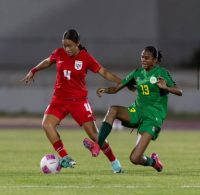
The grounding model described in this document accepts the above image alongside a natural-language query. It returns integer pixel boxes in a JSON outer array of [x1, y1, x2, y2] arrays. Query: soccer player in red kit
[[22, 29, 122, 173]]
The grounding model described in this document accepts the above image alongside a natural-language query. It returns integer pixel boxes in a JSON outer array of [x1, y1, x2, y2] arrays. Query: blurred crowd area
[[0, 0, 199, 117], [0, 0, 200, 70]]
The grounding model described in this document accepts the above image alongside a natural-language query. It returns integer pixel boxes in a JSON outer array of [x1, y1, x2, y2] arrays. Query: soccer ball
[[40, 154, 62, 174]]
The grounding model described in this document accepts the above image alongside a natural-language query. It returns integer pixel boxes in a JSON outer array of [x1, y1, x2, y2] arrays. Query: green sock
[[98, 122, 112, 147], [143, 156, 154, 166]]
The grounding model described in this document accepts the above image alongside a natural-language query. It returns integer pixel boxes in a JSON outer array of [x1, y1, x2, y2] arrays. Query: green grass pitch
[[0, 129, 200, 195]]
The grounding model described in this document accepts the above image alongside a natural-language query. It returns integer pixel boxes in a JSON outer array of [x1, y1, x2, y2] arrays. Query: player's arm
[[98, 67, 121, 84], [157, 77, 183, 96], [22, 57, 53, 84], [97, 83, 125, 97]]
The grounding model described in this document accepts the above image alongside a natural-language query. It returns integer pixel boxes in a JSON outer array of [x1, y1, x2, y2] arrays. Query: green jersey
[[122, 65, 176, 125]]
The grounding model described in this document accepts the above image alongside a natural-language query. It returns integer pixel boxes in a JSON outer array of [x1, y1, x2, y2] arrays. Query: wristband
[[31, 67, 38, 75]]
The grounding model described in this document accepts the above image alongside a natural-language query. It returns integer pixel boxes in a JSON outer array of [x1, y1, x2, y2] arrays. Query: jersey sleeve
[[161, 69, 176, 87], [87, 53, 101, 73], [122, 70, 137, 87], [49, 48, 59, 63]]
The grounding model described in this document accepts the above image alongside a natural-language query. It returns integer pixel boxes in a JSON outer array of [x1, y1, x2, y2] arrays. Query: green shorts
[[127, 106, 161, 140]]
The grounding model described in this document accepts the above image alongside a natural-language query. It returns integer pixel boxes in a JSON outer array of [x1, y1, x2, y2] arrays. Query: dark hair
[[144, 46, 162, 63], [62, 29, 86, 51]]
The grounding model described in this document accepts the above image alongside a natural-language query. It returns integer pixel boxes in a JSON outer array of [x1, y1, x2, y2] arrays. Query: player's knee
[[129, 154, 140, 165], [42, 120, 54, 132], [108, 106, 119, 118]]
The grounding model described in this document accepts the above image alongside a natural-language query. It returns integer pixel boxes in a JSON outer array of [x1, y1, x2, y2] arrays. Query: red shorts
[[45, 97, 96, 126]]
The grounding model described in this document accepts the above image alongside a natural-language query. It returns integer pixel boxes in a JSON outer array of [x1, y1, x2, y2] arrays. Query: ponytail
[[78, 44, 87, 51], [157, 50, 162, 63]]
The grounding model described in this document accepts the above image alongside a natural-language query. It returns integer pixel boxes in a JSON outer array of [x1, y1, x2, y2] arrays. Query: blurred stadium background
[[0, 0, 199, 128]]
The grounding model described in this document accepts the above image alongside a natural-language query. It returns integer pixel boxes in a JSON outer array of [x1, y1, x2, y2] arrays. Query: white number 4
[[84, 103, 92, 113], [63, 70, 71, 80]]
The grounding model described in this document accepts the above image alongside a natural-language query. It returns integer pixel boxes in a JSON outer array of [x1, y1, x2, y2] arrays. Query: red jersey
[[49, 48, 101, 99]]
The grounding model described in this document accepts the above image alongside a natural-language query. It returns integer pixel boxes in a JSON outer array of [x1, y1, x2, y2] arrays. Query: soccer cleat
[[151, 153, 163, 172], [111, 159, 123, 173], [83, 138, 100, 157], [59, 156, 76, 168]]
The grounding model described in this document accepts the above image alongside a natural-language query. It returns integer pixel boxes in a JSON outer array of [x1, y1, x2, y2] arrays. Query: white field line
[[0, 185, 200, 189], [182, 186, 200, 188]]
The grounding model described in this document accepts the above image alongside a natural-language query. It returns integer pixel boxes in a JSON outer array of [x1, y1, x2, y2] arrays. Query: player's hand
[[21, 71, 35, 84], [97, 88, 107, 97], [157, 76, 167, 89]]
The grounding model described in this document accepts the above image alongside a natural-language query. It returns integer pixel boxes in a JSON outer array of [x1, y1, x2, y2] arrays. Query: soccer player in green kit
[[96, 46, 183, 172]]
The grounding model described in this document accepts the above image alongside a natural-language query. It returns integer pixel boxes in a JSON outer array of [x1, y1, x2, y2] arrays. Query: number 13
[[140, 85, 150, 95]]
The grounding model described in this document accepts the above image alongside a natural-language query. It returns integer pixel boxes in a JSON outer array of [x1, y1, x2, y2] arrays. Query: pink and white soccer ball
[[40, 154, 62, 174]]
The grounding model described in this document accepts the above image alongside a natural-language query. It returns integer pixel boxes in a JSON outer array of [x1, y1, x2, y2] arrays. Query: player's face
[[62, 39, 80, 56], [140, 50, 157, 70]]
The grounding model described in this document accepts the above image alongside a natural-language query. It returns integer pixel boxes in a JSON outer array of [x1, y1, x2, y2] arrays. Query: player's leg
[[98, 105, 130, 147], [69, 100, 100, 156], [82, 121, 122, 173], [129, 132, 152, 165], [130, 132, 163, 172], [70, 100, 122, 173], [83, 122, 125, 154], [43, 101, 76, 168], [42, 114, 61, 144]]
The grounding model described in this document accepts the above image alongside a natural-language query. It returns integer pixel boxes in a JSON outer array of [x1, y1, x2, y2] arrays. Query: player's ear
[[77, 41, 80, 47], [154, 58, 158, 64]]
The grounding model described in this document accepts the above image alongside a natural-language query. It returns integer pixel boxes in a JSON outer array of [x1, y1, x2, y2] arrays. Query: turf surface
[[0, 129, 200, 195]]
